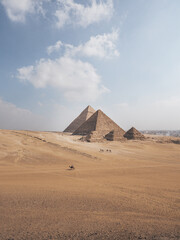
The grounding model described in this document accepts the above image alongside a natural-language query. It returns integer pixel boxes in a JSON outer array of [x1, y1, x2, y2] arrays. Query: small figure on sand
[[69, 165, 75, 170]]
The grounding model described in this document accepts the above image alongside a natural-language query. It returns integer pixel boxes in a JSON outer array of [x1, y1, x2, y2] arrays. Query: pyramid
[[64, 105, 95, 133], [105, 130, 126, 141], [73, 109, 125, 140], [124, 127, 145, 140]]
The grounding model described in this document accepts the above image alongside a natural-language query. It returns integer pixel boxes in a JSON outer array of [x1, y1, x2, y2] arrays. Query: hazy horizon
[[0, 0, 180, 131]]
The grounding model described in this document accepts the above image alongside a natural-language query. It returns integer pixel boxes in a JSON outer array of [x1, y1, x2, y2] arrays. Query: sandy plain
[[0, 129, 180, 240]]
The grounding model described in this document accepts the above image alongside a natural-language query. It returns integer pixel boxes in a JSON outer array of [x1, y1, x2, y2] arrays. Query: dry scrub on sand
[[0, 130, 180, 239]]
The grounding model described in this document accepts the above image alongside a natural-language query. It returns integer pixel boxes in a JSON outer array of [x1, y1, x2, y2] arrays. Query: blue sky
[[0, 0, 180, 131]]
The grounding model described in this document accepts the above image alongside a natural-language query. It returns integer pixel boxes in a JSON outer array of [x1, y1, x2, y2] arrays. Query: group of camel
[[99, 149, 112, 152]]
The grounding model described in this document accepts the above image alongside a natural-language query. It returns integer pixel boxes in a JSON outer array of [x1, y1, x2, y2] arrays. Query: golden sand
[[0, 130, 179, 239]]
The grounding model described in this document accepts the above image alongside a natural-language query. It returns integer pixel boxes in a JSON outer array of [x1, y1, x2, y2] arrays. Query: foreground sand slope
[[0, 130, 180, 240]]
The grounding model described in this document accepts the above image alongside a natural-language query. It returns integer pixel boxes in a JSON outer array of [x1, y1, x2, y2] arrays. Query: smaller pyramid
[[105, 130, 126, 141], [73, 109, 125, 140], [64, 105, 95, 133], [124, 127, 145, 140]]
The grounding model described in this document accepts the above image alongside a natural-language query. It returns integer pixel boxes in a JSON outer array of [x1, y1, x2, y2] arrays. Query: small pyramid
[[105, 130, 126, 141], [124, 127, 145, 140], [64, 105, 95, 133], [73, 109, 125, 139]]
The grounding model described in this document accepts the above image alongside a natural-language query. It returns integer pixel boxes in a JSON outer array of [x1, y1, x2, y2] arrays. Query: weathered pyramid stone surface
[[86, 131, 105, 142], [73, 109, 125, 140], [124, 127, 145, 140], [64, 105, 95, 133], [105, 130, 126, 141]]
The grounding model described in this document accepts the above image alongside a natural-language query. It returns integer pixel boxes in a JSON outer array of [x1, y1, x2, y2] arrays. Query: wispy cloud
[[0, 0, 46, 22], [47, 30, 119, 59], [1, 0, 114, 26], [47, 41, 63, 55], [55, 0, 114, 28]]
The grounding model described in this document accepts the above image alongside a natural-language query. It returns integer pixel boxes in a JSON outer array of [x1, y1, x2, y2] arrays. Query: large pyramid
[[64, 105, 95, 133], [124, 127, 145, 140], [73, 109, 125, 140]]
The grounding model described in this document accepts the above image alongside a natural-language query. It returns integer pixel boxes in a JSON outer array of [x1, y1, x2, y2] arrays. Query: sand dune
[[0, 130, 180, 239]]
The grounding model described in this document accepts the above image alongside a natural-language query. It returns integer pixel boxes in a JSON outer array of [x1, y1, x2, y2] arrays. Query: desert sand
[[0, 129, 180, 240]]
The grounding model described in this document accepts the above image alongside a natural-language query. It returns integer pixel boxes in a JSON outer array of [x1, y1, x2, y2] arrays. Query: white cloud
[[69, 30, 119, 59], [0, 0, 45, 22], [18, 65, 34, 80], [55, 0, 113, 28], [1, 0, 113, 25], [0, 98, 45, 130], [18, 31, 118, 102], [17, 57, 109, 102], [55, 8, 70, 29], [47, 30, 119, 59], [47, 41, 63, 55]]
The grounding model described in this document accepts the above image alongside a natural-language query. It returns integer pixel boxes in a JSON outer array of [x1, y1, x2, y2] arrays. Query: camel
[[69, 165, 75, 170]]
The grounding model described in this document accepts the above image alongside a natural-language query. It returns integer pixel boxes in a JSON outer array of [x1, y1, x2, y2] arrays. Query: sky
[[0, 0, 180, 131]]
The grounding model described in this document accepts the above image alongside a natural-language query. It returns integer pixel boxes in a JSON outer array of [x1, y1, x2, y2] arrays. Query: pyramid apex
[[64, 105, 95, 133], [86, 105, 95, 111], [126, 127, 138, 133], [94, 109, 103, 117]]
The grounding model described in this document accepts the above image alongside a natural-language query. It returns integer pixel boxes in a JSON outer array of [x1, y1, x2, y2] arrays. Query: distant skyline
[[0, 0, 180, 131]]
